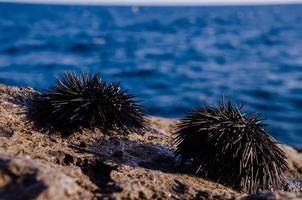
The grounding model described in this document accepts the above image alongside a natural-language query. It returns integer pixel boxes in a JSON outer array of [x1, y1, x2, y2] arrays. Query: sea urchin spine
[[174, 99, 288, 193], [30, 72, 148, 135]]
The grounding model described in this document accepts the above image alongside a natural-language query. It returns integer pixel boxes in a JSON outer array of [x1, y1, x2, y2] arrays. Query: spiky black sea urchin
[[30, 72, 148, 135], [174, 99, 288, 193]]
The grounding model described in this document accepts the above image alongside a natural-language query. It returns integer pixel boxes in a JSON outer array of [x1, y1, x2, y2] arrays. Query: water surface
[[0, 3, 302, 146]]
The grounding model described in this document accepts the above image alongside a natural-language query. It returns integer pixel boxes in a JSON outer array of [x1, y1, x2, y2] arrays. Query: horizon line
[[1, 0, 302, 6]]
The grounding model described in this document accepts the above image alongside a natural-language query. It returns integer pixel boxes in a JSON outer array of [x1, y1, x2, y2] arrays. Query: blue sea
[[0, 3, 301, 146]]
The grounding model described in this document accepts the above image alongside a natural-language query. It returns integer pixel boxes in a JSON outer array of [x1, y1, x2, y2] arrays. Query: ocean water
[[0, 3, 302, 146]]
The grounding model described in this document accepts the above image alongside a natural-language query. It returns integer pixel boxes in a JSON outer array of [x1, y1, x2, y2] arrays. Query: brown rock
[[242, 191, 302, 200], [0, 83, 301, 199], [0, 155, 91, 200]]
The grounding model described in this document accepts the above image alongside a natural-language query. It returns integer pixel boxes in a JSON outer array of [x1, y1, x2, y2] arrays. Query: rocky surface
[[0, 84, 302, 200]]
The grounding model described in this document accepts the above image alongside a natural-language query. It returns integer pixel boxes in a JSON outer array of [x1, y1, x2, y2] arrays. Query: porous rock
[[0, 84, 301, 200]]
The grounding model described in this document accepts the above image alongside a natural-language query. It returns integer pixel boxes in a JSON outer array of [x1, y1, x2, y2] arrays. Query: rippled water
[[0, 3, 302, 146]]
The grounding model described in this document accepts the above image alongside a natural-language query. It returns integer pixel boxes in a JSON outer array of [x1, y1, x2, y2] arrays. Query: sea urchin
[[30, 72, 147, 135], [174, 99, 288, 193]]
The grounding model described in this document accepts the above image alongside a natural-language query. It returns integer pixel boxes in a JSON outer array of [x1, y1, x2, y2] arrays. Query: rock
[[281, 144, 302, 180], [0, 155, 91, 200], [0, 83, 302, 199], [242, 191, 302, 200]]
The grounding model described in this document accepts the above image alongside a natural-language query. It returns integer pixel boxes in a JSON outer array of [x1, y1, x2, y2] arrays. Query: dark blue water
[[0, 3, 302, 146]]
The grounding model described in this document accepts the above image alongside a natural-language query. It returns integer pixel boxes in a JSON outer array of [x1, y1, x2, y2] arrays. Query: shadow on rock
[[0, 159, 47, 200], [88, 136, 176, 173], [0, 125, 14, 138], [79, 159, 122, 195], [68, 134, 178, 176]]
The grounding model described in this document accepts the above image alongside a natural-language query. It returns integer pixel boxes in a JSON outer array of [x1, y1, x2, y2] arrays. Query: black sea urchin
[[174, 99, 288, 193], [31, 72, 147, 135]]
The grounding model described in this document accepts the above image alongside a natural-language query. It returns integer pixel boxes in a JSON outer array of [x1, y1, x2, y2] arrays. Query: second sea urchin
[[174, 99, 288, 193], [31, 72, 148, 135]]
